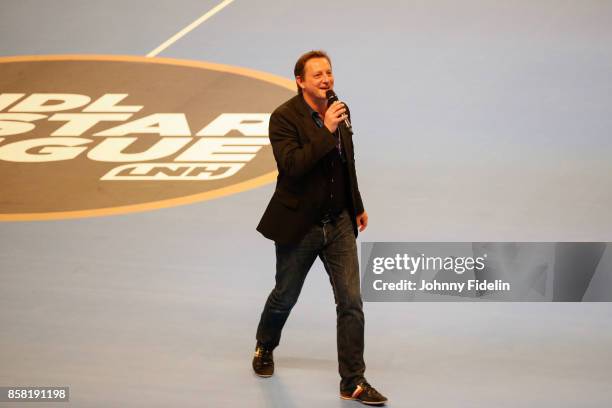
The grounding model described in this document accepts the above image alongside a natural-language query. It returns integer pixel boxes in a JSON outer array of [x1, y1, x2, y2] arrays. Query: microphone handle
[[343, 117, 352, 130], [341, 104, 352, 130]]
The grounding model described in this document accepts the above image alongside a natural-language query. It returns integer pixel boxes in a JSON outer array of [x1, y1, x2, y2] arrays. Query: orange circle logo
[[0, 55, 295, 221]]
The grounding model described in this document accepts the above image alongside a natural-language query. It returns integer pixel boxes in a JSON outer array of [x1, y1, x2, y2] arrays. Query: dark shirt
[[303, 98, 350, 219]]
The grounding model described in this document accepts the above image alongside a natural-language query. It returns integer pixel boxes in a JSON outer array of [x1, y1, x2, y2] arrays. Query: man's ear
[[296, 76, 305, 90]]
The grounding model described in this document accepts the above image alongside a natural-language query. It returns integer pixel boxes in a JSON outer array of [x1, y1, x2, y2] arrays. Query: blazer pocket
[[274, 189, 300, 210]]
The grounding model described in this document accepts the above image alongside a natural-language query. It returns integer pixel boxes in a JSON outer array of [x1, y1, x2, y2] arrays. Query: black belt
[[319, 209, 343, 225]]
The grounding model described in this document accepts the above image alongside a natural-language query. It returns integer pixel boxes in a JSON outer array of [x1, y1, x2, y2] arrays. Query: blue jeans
[[255, 209, 366, 392]]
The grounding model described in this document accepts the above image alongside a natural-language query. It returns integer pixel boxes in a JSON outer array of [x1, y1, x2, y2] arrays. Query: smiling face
[[296, 57, 334, 104]]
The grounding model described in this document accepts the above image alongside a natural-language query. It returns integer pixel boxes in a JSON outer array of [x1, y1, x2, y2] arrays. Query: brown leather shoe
[[340, 382, 388, 405], [252, 345, 274, 377]]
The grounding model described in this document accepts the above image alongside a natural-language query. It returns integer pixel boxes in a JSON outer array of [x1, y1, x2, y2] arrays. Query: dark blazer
[[257, 95, 365, 244]]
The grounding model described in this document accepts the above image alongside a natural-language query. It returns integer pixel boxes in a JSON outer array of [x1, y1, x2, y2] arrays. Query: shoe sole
[[255, 373, 273, 378], [340, 395, 387, 405]]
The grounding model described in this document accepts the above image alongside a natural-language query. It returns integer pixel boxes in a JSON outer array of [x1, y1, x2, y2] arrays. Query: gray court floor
[[1, 1, 612, 407]]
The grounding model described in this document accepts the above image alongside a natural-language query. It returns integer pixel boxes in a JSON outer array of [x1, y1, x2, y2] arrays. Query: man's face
[[297, 57, 334, 101]]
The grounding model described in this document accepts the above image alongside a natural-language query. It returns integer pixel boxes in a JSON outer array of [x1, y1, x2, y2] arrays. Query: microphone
[[325, 90, 352, 131]]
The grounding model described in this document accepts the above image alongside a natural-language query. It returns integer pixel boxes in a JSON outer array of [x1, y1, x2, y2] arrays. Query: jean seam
[[320, 249, 340, 304]]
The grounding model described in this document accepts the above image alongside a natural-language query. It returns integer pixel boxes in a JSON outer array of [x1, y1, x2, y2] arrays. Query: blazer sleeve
[[349, 136, 365, 215], [269, 107, 337, 178], [343, 106, 365, 215]]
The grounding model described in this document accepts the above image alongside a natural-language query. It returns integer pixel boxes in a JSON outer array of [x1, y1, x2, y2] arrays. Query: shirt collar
[[301, 96, 324, 127]]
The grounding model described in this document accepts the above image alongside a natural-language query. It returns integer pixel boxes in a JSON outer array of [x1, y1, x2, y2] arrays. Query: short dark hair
[[293, 50, 331, 94]]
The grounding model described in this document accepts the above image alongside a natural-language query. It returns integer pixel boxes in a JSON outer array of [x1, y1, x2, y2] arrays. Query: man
[[254, 50, 387, 405]]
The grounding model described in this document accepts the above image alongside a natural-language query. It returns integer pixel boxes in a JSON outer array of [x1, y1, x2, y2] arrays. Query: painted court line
[[146, 0, 235, 57]]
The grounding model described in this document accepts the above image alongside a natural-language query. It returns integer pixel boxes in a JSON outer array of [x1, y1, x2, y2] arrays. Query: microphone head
[[325, 89, 338, 106]]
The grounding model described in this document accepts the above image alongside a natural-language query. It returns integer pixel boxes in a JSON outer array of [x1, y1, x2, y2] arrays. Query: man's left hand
[[357, 211, 368, 232]]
